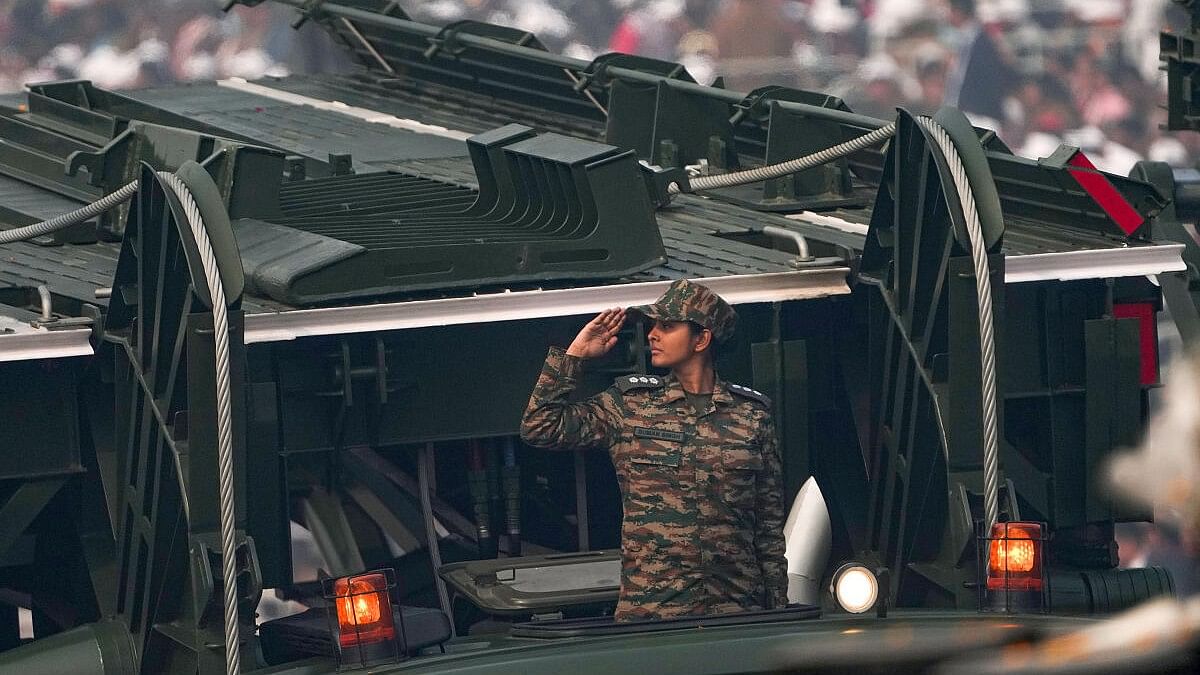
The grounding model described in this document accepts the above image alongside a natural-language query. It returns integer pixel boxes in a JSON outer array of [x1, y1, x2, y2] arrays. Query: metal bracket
[[727, 85, 839, 127], [1162, 12, 1200, 131], [581, 52, 695, 90], [321, 337, 393, 407], [327, 152, 354, 176], [191, 535, 262, 627], [561, 68, 608, 119], [710, 89, 868, 213], [66, 128, 134, 186], [639, 161, 688, 208], [289, 0, 329, 30], [424, 20, 545, 60], [606, 78, 739, 172]]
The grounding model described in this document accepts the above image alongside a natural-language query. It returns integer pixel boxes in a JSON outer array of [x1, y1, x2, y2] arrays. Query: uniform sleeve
[[756, 415, 789, 609], [520, 346, 623, 450]]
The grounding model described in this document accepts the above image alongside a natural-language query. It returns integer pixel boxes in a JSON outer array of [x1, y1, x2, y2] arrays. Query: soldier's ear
[[693, 328, 714, 354]]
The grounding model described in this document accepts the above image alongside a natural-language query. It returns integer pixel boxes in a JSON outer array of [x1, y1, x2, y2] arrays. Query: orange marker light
[[986, 522, 1043, 591], [333, 573, 395, 648]]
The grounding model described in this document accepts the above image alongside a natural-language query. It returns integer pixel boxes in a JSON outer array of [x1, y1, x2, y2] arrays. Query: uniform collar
[[662, 374, 687, 404], [712, 378, 736, 406], [662, 372, 735, 406]]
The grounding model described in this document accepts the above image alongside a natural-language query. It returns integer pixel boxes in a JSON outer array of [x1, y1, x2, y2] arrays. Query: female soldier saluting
[[520, 279, 788, 622]]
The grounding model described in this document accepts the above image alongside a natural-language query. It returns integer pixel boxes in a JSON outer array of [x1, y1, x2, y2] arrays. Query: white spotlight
[[831, 563, 879, 614]]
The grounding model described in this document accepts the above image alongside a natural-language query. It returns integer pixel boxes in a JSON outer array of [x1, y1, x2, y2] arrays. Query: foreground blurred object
[[1109, 353, 1200, 535], [939, 596, 1200, 675]]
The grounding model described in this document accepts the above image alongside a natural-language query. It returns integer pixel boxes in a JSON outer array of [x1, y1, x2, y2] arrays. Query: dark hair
[[687, 321, 729, 358]]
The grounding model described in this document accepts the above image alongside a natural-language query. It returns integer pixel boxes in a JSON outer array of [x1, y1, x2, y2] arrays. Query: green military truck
[[1, 1, 1199, 673]]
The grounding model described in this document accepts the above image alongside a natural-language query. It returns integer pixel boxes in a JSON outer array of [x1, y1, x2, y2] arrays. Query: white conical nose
[[784, 476, 833, 606]]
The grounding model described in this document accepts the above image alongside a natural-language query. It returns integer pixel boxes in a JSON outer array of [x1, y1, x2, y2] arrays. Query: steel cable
[[0, 180, 138, 245], [913, 117, 1001, 533], [157, 171, 241, 675], [669, 122, 896, 195]]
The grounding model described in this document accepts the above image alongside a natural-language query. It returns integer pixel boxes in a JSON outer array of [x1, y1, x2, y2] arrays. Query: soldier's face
[[648, 320, 705, 369]]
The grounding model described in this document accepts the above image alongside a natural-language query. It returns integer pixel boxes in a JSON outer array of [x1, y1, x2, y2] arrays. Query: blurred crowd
[[406, 0, 1197, 176], [0, 0, 349, 96], [0, 0, 1196, 174]]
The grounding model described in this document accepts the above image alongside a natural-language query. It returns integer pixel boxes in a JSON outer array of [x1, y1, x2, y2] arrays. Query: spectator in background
[[942, 0, 1017, 126], [847, 55, 909, 121], [609, 0, 689, 61], [708, 0, 795, 63], [1007, 76, 1064, 159], [0, 50, 32, 94], [1095, 115, 1145, 176], [677, 27, 720, 85], [913, 51, 949, 115], [1080, 66, 1133, 128]]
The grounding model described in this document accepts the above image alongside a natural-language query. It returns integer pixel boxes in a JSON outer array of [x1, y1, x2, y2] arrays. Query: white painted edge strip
[[243, 269, 851, 344], [1005, 243, 1186, 283], [0, 325, 93, 362], [4, 245, 1178, 354], [788, 212, 1186, 284], [216, 77, 473, 142]]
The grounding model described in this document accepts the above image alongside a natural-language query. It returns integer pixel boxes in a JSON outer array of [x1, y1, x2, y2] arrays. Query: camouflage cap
[[628, 279, 738, 342]]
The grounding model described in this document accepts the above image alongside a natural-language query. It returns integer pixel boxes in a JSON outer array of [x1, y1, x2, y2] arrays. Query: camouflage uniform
[[520, 280, 789, 621]]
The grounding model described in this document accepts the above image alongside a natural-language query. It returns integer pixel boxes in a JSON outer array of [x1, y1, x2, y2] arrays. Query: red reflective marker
[[1066, 152, 1144, 236]]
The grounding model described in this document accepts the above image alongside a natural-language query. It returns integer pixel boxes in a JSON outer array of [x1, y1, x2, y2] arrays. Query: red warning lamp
[[334, 573, 395, 647], [323, 569, 402, 668], [980, 521, 1048, 614], [986, 522, 1044, 592]]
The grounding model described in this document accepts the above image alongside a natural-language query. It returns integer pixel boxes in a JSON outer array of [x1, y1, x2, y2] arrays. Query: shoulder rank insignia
[[728, 383, 771, 406], [616, 374, 664, 393]]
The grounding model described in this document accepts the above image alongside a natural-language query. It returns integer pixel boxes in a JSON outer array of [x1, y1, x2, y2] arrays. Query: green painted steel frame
[[97, 165, 257, 672]]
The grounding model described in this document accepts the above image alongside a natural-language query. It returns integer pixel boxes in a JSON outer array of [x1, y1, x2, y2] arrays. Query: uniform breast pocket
[[625, 444, 683, 496], [628, 428, 685, 472], [721, 445, 763, 511]]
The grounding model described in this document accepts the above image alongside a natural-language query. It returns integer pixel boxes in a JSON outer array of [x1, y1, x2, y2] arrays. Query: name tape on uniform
[[633, 427, 687, 442]]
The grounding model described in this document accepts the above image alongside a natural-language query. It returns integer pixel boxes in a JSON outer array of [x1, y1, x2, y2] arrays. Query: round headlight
[[831, 563, 878, 614]]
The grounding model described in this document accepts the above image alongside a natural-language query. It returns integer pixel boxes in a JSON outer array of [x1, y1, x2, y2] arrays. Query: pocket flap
[[630, 454, 681, 467]]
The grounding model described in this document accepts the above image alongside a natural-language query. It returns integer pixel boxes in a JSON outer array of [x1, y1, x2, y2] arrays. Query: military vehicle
[[1, 0, 1199, 672]]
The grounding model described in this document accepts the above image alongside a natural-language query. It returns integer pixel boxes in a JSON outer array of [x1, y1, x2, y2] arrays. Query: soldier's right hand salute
[[566, 307, 626, 360]]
